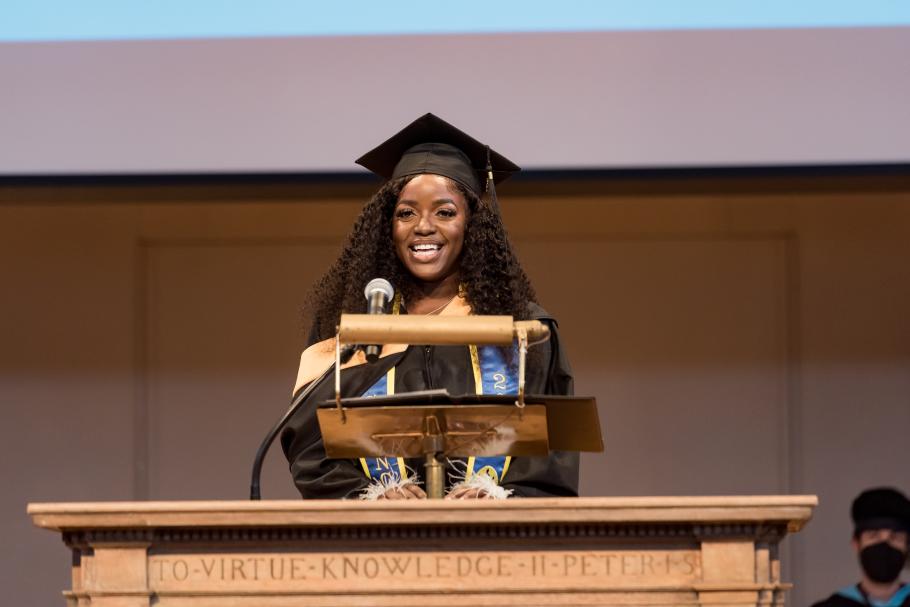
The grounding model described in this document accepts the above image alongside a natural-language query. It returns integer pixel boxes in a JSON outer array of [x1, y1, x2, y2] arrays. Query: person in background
[[812, 487, 910, 607]]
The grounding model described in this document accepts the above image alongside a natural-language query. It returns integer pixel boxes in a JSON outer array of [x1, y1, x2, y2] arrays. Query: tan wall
[[2, 180, 909, 606]]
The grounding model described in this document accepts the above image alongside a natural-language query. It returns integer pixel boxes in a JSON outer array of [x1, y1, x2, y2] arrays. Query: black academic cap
[[355, 113, 520, 197], [851, 487, 910, 533]]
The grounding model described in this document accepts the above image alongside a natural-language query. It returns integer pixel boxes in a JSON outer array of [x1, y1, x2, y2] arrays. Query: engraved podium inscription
[[149, 550, 701, 592]]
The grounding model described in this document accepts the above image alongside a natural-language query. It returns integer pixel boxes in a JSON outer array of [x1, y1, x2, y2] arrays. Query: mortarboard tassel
[[482, 145, 500, 214]]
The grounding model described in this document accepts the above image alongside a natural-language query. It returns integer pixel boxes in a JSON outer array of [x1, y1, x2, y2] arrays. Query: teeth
[[412, 244, 441, 251]]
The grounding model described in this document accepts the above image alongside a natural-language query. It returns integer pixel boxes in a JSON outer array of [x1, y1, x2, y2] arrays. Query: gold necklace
[[420, 295, 456, 315], [400, 284, 464, 316]]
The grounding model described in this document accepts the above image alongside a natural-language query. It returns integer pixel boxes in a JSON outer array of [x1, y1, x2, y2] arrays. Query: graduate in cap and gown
[[280, 113, 579, 500], [812, 488, 910, 607]]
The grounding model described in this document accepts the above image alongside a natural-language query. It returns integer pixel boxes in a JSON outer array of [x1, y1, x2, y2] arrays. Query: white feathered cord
[[446, 459, 513, 500], [358, 471, 422, 501]]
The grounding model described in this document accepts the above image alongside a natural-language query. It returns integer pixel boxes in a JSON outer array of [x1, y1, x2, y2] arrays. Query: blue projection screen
[[1, 2, 909, 174]]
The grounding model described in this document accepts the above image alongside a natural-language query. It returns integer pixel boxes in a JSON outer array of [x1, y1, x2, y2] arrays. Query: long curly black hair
[[304, 176, 537, 342]]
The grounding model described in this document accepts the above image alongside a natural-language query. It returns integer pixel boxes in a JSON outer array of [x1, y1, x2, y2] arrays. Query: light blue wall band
[[4, 1, 910, 42]]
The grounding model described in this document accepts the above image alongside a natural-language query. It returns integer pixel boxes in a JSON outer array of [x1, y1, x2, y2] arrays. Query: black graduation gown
[[811, 585, 910, 607], [280, 303, 579, 499]]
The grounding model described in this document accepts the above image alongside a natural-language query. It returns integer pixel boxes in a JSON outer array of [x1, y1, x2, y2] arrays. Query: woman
[[281, 113, 578, 500]]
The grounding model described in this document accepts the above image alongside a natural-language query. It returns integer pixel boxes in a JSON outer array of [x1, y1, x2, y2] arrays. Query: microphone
[[363, 278, 394, 362]]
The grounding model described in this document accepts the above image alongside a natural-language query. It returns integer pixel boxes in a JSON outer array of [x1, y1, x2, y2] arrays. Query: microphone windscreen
[[364, 278, 394, 302]]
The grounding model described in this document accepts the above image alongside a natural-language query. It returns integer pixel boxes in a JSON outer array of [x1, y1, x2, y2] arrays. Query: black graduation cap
[[355, 113, 520, 204], [851, 487, 910, 533]]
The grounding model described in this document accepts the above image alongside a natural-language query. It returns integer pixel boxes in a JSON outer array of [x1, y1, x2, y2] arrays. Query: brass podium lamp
[[318, 314, 604, 499]]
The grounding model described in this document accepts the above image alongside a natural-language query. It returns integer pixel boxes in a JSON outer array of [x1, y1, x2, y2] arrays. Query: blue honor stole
[[464, 345, 516, 485], [357, 368, 409, 483], [358, 344, 518, 487]]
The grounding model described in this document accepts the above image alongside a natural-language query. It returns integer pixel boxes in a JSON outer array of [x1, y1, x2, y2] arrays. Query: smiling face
[[392, 174, 469, 287]]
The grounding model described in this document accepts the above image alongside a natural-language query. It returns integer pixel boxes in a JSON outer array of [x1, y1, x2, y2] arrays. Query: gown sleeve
[[280, 378, 369, 499], [499, 314, 581, 497], [280, 352, 403, 499]]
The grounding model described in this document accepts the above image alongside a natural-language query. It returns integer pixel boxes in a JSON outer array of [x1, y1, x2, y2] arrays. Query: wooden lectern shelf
[[29, 496, 816, 607]]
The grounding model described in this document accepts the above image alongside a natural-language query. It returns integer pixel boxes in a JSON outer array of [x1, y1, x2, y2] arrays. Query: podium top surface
[[28, 496, 817, 533]]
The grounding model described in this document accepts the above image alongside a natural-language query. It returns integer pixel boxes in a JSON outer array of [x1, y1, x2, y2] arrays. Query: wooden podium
[[29, 496, 815, 606]]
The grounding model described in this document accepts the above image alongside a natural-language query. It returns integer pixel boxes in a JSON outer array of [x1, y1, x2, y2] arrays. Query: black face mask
[[860, 541, 908, 584]]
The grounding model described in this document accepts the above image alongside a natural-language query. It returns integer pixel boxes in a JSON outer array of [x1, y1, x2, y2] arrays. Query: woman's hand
[[445, 486, 490, 500], [377, 484, 427, 500]]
